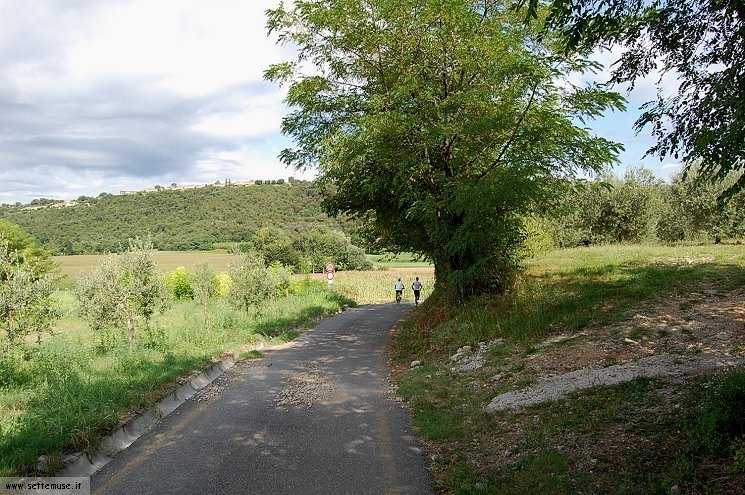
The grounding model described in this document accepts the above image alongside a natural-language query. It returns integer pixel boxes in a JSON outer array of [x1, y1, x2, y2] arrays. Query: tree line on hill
[[2, 164, 743, 266], [0, 182, 355, 255]]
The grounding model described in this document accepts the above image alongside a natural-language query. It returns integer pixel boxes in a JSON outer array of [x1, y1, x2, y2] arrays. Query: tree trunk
[[127, 314, 136, 350]]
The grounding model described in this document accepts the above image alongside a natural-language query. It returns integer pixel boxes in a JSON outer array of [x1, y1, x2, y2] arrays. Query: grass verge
[[392, 244, 745, 494], [0, 281, 353, 476]]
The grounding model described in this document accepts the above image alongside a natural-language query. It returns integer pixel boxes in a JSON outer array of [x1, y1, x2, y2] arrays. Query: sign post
[[325, 262, 336, 286]]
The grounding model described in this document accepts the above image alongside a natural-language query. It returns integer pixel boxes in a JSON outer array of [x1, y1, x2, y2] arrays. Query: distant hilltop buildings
[[120, 177, 296, 195], [2, 177, 303, 209]]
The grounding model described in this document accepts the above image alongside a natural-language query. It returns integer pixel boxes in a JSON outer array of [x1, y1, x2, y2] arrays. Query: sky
[[0, 0, 681, 204]]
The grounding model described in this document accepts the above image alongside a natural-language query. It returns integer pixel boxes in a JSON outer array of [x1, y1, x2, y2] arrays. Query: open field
[[53, 251, 237, 279], [55, 250, 433, 280], [393, 243, 745, 494], [367, 252, 432, 269], [316, 268, 435, 304]]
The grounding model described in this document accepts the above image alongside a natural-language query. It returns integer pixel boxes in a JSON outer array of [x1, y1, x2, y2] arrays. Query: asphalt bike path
[[92, 304, 433, 494]]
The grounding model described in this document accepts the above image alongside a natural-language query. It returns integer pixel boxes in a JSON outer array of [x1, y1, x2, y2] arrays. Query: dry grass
[[54, 251, 236, 279], [313, 268, 435, 304]]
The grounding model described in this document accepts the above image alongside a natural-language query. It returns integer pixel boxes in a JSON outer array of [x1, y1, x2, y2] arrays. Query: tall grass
[[0, 281, 351, 475], [396, 244, 745, 359]]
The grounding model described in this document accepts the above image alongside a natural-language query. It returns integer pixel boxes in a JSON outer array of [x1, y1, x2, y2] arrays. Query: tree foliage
[[244, 226, 372, 272], [191, 264, 218, 308], [546, 167, 745, 247], [164, 267, 194, 300], [0, 182, 350, 254], [77, 239, 169, 348], [0, 239, 59, 352], [525, 0, 745, 198], [0, 219, 54, 276], [552, 168, 664, 246], [266, 0, 624, 296], [228, 252, 280, 312]]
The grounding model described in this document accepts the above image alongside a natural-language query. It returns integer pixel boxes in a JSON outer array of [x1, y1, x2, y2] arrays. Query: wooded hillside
[[0, 182, 347, 254]]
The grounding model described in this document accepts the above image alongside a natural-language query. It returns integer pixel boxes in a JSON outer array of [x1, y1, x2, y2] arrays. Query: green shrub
[[213, 272, 232, 298], [252, 227, 303, 270], [522, 216, 555, 257], [191, 264, 217, 307], [0, 239, 60, 352], [551, 168, 665, 247], [76, 239, 169, 348], [164, 266, 193, 300], [228, 252, 274, 311], [0, 220, 55, 277], [293, 227, 372, 272], [656, 204, 686, 243], [267, 262, 292, 297]]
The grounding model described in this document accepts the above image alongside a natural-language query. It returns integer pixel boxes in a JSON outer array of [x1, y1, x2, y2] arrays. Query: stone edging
[[52, 355, 236, 478]]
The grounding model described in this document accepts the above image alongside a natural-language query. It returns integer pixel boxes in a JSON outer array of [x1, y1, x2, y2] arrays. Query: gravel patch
[[190, 361, 256, 402], [450, 339, 504, 373], [485, 354, 745, 413], [274, 361, 335, 409]]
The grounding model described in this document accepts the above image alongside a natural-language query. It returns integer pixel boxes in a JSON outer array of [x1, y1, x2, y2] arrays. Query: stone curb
[[55, 355, 236, 478], [49, 307, 337, 478]]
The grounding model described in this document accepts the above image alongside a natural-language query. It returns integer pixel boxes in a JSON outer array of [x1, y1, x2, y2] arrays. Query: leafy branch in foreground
[[266, 0, 624, 298], [523, 0, 745, 199]]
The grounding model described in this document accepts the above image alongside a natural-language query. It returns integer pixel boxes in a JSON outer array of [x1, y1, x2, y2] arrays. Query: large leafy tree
[[525, 0, 745, 198], [266, 0, 624, 297]]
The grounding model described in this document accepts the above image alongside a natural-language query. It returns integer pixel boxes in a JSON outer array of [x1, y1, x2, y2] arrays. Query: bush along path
[[91, 304, 432, 495]]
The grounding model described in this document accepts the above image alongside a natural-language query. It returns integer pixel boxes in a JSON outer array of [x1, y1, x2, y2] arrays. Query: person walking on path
[[394, 278, 405, 303], [412, 277, 422, 306]]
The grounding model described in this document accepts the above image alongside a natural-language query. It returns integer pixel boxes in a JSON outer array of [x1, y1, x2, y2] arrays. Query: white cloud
[[0, 1, 685, 203], [190, 90, 285, 138], [0, 0, 293, 203]]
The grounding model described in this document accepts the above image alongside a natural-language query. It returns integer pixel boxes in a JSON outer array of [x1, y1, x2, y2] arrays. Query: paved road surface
[[92, 304, 433, 495]]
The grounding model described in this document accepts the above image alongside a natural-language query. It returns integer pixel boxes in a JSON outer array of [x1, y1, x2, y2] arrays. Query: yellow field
[[54, 251, 237, 279]]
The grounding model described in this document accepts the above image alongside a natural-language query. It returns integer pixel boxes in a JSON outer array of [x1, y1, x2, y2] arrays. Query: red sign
[[325, 262, 335, 281]]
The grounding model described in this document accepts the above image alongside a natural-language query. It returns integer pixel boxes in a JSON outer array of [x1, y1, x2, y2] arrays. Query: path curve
[[92, 304, 432, 495]]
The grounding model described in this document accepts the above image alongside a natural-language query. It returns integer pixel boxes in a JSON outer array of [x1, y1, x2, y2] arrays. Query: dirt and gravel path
[[485, 353, 744, 412], [92, 304, 432, 495]]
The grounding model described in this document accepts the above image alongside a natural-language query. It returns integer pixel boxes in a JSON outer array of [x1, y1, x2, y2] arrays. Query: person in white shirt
[[411, 277, 422, 306], [394, 278, 405, 303]]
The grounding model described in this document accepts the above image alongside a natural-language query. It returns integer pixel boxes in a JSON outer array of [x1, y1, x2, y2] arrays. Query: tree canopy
[[266, 0, 624, 297], [523, 0, 745, 198]]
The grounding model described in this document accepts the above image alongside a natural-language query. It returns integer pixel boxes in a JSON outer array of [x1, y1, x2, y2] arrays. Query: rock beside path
[[485, 354, 744, 413], [450, 339, 504, 373]]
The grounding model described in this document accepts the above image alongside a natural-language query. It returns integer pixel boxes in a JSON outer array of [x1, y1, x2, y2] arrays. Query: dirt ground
[[520, 287, 745, 378]]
